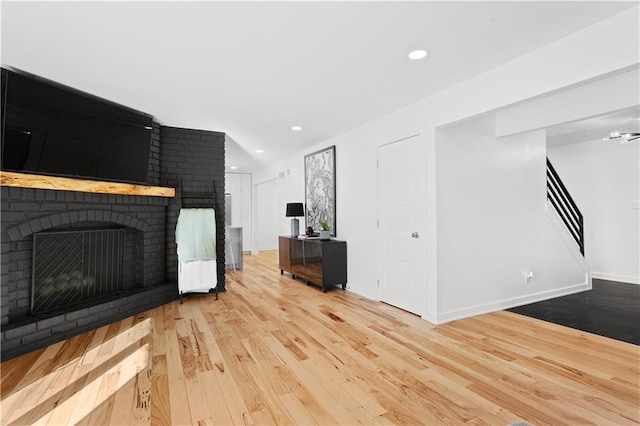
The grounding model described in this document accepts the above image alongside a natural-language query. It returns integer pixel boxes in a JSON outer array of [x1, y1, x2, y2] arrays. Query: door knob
[[411, 232, 419, 238]]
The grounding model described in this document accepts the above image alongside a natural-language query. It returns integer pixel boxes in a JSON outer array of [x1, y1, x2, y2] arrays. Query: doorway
[[377, 135, 422, 315], [255, 178, 278, 251]]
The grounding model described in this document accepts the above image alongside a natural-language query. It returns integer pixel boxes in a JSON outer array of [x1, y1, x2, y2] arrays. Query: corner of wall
[[435, 276, 591, 325], [545, 201, 591, 276]]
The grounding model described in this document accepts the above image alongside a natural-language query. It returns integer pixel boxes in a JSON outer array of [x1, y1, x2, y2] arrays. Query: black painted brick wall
[[1, 119, 226, 361], [0, 283, 176, 361], [0, 186, 169, 325], [160, 126, 226, 291], [148, 121, 161, 185]]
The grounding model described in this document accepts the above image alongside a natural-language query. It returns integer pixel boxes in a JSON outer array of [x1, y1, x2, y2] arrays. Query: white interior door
[[377, 135, 421, 315], [255, 178, 278, 251]]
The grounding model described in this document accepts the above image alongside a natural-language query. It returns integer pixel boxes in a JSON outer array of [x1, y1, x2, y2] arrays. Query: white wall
[[254, 178, 278, 251], [252, 6, 639, 322], [225, 173, 242, 225], [436, 117, 589, 321], [276, 163, 306, 237], [225, 173, 253, 252], [496, 68, 640, 138], [253, 115, 427, 304], [548, 139, 640, 284]]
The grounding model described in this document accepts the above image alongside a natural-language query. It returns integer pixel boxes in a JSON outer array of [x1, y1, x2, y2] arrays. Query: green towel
[[176, 208, 216, 261]]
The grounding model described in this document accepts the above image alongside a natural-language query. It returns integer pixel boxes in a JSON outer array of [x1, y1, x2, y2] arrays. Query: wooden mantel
[[0, 171, 175, 197]]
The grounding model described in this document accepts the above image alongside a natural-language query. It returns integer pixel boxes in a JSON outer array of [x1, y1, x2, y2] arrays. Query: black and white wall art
[[304, 145, 336, 236]]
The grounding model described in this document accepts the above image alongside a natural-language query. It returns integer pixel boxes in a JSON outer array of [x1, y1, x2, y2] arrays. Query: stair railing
[[546, 158, 584, 256]]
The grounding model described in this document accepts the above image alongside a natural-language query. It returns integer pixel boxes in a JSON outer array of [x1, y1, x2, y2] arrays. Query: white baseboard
[[592, 272, 640, 285], [345, 283, 376, 301], [348, 284, 439, 326], [435, 277, 591, 325], [421, 311, 438, 325]]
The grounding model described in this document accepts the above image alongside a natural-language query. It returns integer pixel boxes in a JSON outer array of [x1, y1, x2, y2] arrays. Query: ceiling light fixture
[[291, 126, 302, 131], [256, 149, 264, 153], [408, 49, 429, 60], [230, 166, 237, 170], [603, 131, 640, 143]]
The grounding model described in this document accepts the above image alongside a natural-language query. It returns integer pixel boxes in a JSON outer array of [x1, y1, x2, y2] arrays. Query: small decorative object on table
[[319, 220, 331, 240]]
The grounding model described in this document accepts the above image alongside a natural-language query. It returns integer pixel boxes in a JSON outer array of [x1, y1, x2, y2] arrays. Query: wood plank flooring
[[2, 250, 639, 425]]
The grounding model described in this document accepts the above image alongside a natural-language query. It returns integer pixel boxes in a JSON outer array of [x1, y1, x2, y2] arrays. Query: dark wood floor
[[509, 279, 640, 345]]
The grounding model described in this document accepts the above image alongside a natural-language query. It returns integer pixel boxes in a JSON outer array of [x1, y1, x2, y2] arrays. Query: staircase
[[546, 157, 584, 256]]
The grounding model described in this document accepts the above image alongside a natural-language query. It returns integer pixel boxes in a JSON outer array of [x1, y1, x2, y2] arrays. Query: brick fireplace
[[1, 124, 226, 361]]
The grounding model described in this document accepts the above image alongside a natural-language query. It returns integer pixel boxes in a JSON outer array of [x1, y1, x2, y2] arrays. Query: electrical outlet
[[524, 271, 534, 284]]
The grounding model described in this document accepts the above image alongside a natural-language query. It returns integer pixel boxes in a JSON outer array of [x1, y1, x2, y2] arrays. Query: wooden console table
[[279, 236, 347, 292]]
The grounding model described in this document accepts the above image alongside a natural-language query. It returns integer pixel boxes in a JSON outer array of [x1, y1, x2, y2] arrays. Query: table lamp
[[285, 203, 304, 237]]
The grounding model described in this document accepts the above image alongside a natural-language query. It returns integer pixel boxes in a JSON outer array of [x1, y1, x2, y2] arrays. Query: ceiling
[[547, 107, 640, 148], [2, 1, 636, 173]]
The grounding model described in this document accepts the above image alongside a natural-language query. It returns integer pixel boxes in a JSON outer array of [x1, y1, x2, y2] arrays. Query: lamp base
[[290, 218, 299, 237]]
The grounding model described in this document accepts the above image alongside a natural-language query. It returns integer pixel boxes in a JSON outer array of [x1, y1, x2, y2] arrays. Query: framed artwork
[[304, 145, 336, 236]]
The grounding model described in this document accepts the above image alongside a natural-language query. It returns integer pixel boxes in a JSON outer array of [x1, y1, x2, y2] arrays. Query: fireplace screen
[[32, 228, 125, 315]]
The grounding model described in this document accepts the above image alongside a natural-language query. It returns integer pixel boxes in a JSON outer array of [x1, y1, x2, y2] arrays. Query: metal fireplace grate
[[32, 228, 125, 315]]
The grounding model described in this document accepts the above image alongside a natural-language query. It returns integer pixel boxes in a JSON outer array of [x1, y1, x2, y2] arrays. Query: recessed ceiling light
[[408, 49, 429, 60], [230, 166, 237, 170], [291, 126, 302, 131], [256, 149, 264, 153]]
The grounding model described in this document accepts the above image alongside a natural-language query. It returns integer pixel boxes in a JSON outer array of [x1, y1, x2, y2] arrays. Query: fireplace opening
[[32, 227, 127, 315]]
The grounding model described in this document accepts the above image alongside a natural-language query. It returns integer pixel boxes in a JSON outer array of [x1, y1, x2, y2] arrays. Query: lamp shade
[[285, 203, 304, 217]]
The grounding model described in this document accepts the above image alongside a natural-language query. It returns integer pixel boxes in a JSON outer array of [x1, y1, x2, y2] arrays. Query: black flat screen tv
[[1, 68, 153, 184]]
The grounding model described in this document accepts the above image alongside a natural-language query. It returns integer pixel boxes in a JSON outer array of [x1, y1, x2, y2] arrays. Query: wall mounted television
[[1, 68, 153, 184]]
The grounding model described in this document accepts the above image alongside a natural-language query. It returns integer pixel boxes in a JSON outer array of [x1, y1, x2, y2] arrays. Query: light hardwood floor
[[2, 250, 639, 425]]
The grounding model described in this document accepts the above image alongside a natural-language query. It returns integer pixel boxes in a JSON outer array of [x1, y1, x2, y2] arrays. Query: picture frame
[[304, 145, 336, 237]]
